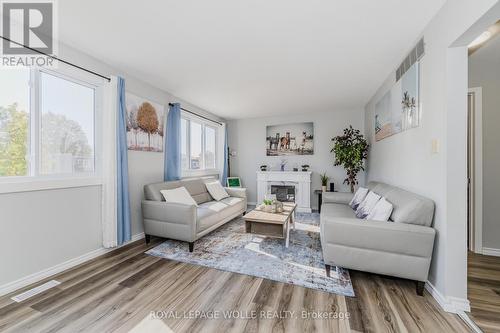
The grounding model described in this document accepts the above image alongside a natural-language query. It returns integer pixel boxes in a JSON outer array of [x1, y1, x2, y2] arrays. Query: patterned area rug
[[146, 212, 354, 297]]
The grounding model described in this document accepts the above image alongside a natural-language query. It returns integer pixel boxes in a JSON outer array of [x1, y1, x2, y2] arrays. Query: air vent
[[11, 280, 60, 302], [396, 38, 425, 81]]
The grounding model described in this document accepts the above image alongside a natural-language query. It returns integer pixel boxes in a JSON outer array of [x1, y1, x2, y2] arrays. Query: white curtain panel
[[101, 76, 118, 248]]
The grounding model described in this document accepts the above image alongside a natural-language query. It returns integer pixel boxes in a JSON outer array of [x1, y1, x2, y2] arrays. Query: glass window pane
[[204, 126, 216, 169], [40, 72, 95, 175], [190, 121, 202, 170], [181, 118, 188, 170], [0, 69, 30, 177]]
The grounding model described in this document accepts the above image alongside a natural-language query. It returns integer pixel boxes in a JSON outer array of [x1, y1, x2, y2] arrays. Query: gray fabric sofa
[[142, 177, 247, 251], [320, 181, 435, 295]]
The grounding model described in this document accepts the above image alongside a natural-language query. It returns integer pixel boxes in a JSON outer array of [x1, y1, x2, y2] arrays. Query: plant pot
[[264, 205, 273, 212], [322, 186, 327, 192]]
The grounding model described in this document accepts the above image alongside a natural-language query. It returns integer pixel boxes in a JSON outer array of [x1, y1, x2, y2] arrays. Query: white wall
[[0, 42, 223, 289], [364, 0, 499, 310], [228, 109, 364, 209], [469, 35, 500, 250]]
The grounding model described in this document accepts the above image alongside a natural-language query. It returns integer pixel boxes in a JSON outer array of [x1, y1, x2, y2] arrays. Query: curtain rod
[[169, 103, 223, 126], [0, 36, 112, 82]]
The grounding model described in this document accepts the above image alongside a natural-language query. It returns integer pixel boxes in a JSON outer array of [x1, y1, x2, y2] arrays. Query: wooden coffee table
[[243, 203, 297, 247]]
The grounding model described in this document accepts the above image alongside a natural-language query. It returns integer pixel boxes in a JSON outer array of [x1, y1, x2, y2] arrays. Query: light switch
[[431, 139, 439, 154]]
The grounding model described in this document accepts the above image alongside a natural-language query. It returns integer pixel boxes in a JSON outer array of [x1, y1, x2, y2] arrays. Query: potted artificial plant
[[262, 199, 274, 212], [320, 172, 329, 192], [331, 126, 369, 193]]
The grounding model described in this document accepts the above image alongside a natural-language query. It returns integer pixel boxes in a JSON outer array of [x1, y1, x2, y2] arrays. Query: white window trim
[[181, 112, 221, 178], [0, 177, 102, 194], [0, 64, 105, 193]]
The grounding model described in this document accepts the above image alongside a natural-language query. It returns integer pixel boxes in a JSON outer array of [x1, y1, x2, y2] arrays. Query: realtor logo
[[2, 1, 53, 54], [1, 0, 57, 67]]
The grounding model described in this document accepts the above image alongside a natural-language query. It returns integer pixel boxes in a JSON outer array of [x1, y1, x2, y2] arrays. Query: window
[[0, 67, 99, 180], [190, 121, 202, 169], [204, 126, 216, 169], [181, 118, 188, 170], [0, 69, 30, 177], [180, 115, 219, 173]]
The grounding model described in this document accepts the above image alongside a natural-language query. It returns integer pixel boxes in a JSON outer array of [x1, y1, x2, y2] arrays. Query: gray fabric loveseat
[[142, 177, 247, 251], [320, 181, 435, 295]]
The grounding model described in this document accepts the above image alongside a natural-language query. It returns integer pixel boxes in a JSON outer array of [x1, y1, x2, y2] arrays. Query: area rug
[[146, 212, 354, 297]]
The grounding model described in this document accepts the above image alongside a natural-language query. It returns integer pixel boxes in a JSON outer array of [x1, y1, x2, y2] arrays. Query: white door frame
[[468, 87, 483, 254]]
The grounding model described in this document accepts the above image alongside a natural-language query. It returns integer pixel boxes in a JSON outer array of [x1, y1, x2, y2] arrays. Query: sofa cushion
[[368, 182, 394, 197], [196, 201, 228, 232], [196, 197, 245, 232], [321, 217, 435, 258], [385, 189, 434, 227], [349, 187, 368, 210], [366, 197, 393, 221], [355, 191, 380, 218], [180, 178, 213, 204], [220, 197, 245, 216], [205, 181, 230, 201], [144, 181, 182, 201], [321, 203, 357, 220], [160, 187, 198, 206], [367, 181, 435, 227]]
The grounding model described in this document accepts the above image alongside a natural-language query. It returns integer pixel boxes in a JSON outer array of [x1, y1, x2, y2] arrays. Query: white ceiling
[[59, 0, 445, 119]]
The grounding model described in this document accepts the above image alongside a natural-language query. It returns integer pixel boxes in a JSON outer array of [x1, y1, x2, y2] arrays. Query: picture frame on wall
[[226, 177, 242, 187], [126, 92, 165, 152], [266, 122, 314, 156]]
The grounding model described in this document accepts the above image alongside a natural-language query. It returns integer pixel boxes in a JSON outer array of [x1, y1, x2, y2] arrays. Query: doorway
[[467, 87, 482, 254], [467, 18, 500, 332]]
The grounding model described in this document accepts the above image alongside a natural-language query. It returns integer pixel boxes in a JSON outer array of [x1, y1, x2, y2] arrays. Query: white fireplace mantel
[[256, 171, 312, 213]]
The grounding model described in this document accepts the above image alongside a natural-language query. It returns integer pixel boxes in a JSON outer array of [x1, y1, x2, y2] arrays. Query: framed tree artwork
[[126, 93, 165, 152]]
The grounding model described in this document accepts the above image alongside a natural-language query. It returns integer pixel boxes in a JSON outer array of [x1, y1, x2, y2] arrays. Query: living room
[[1, 1, 500, 332]]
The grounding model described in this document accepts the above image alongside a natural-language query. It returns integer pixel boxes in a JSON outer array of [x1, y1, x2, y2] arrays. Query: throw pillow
[[160, 187, 198, 206], [205, 181, 230, 201], [355, 191, 381, 219], [349, 187, 369, 210], [366, 197, 393, 221]]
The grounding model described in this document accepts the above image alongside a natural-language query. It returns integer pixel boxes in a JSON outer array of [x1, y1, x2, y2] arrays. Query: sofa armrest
[[141, 200, 197, 225], [322, 192, 354, 205], [321, 217, 435, 258], [225, 187, 247, 199]]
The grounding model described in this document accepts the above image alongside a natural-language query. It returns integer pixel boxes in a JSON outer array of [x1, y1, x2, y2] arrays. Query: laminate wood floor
[[468, 252, 500, 333], [0, 238, 471, 333]]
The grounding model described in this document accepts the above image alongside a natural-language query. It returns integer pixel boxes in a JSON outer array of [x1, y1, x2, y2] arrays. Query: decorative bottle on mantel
[[280, 159, 287, 171]]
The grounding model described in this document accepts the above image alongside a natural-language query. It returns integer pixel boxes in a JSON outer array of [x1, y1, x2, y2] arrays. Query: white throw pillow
[[160, 187, 198, 206], [205, 181, 230, 201], [349, 187, 369, 210], [355, 191, 381, 219], [366, 197, 393, 221]]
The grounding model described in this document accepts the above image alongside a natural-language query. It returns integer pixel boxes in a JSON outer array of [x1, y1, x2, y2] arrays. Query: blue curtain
[[221, 125, 228, 186], [165, 103, 181, 181], [116, 77, 131, 245]]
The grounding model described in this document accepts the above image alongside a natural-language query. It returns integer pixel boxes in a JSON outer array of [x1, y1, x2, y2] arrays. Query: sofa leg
[[242, 211, 246, 216], [416, 281, 425, 296], [325, 264, 331, 277], [145, 234, 151, 244], [188, 242, 194, 252]]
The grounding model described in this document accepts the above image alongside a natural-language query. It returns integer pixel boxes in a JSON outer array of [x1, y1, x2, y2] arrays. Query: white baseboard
[[457, 312, 483, 333], [482, 247, 500, 257], [0, 232, 145, 297], [425, 281, 470, 313]]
